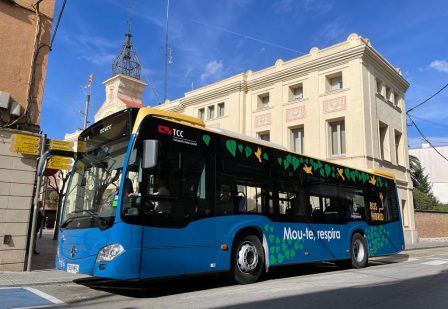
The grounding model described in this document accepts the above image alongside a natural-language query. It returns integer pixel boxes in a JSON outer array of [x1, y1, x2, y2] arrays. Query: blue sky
[[41, 0, 448, 148]]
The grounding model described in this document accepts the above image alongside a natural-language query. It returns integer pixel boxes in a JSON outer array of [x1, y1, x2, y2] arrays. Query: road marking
[[24, 287, 64, 305], [421, 260, 448, 266], [0, 287, 64, 309]]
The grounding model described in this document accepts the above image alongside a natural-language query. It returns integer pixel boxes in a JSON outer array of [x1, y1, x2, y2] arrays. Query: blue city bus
[[56, 107, 405, 284]]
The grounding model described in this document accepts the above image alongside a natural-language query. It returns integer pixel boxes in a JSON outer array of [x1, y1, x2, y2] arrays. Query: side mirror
[[142, 140, 158, 169]]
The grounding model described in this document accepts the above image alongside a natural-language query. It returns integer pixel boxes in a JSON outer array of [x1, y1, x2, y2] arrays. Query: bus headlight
[[96, 244, 124, 262]]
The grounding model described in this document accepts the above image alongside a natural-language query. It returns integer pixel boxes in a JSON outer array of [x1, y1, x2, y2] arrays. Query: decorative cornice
[[362, 46, 409, 91], [180, 81, 245, 107], [246, 44, 366, 91]]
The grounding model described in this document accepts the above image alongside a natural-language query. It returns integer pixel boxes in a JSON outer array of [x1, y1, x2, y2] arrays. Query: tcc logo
[[158, 125, 184, 138]]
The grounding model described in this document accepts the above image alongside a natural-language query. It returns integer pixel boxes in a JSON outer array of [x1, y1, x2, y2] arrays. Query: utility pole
[[26, 134, 46, 272], [81, 74, 93, 129], [81, 93, 91, 129], [163, 0, 170, 103]]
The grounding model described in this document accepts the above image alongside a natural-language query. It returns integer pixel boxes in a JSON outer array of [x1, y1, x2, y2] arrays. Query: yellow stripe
[[367, 169, 396, 180], [132, 107, 205, 133]]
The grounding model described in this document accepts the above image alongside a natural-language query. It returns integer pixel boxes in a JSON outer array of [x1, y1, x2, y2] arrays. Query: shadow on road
[[73, 253, 409, 298], [214, 268, 448, 309]]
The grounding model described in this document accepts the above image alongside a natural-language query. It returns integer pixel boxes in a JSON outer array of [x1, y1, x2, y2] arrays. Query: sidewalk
[[404, 239, 448, 251], [0, 229, 88, 287], [32, 228, 58, 271]]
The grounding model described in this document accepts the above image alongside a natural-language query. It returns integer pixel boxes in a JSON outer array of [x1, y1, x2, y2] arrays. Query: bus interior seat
[[236, 196, 247, 212], [126, 207, 139, 216], [312, 208, 324, 217]]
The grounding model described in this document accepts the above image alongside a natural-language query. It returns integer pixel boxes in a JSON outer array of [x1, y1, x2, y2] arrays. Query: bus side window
[[310, 195, 323, 218]]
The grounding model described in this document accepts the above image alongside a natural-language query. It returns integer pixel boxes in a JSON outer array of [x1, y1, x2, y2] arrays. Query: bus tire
[[229, 234, 264, 284], [350, 233, 368, 269]]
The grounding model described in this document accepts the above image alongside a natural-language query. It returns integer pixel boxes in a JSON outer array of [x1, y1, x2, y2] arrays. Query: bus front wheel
[[350, 233, 368, 268], [229, 234, 264, 284]]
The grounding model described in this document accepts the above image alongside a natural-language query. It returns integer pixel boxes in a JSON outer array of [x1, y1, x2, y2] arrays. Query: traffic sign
[[77, 141, 86, 153], [47, 155, 73, 170], [10, 134, 41, 155], [49, 139, 75, 151]]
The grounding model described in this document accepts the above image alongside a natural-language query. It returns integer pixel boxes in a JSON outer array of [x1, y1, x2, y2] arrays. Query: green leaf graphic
[[319, 168, 325, 177], [245, 146, 252, 158], [202, 135, 210, 146], [238, 144, 243, 153], [325, 164, 331, 177], [226, 140, 237, 157], [292, 157, 300, 170], [263, 153, 269, 160], [278, 254, 285, 264]]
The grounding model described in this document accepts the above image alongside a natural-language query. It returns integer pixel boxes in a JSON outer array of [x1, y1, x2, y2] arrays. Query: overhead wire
[[407, 114, 448, 163], [49, 0, 68, 50], [406, 81, 448, 114]]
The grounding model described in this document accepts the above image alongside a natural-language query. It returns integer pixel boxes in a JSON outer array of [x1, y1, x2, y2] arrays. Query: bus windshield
[[61, 138, 128, 230]]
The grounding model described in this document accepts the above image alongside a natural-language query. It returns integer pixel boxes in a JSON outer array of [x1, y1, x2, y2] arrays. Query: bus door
[[138, 142, 217, 279]]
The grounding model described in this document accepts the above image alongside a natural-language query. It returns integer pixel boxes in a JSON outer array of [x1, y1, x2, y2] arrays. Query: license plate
[[67, 263, 79, 274]]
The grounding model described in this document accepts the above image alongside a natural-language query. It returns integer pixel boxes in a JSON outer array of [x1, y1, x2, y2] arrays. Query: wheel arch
[[230, 226, 269, 272]]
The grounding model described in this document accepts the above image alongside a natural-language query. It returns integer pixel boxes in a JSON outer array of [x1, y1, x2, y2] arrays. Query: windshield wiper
[[85, 209, 109, 227]]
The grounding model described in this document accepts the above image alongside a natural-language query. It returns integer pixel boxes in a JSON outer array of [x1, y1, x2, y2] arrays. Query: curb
[[404, 243, 448, 252]]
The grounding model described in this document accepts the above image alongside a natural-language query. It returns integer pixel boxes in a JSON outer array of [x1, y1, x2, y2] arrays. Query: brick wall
[[415, 210, 448, 239]]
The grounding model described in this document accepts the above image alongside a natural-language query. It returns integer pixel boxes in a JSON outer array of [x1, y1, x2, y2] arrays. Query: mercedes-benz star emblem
[[70, 245, 77, 258]]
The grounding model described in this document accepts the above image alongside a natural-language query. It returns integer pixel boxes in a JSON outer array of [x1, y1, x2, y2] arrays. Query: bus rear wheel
[[350, 233, 368, 268], [229, 234, 264, 284]]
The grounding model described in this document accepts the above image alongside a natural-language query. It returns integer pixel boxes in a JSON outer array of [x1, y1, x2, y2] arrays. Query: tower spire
[[111, 23, 141, 80]]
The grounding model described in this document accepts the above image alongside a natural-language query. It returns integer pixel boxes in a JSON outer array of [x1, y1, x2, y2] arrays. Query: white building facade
[[410, 144, 448, 204]]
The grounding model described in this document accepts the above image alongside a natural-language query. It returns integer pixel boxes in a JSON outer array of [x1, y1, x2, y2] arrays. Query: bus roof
[[133, 107, 396, 181], [132, 107, 205, 133]]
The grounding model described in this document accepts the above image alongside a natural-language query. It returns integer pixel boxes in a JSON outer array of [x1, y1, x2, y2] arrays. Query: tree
[[409, 155, 444, 210], [47, 170, 70, 239], [409, 155, 432, 195]]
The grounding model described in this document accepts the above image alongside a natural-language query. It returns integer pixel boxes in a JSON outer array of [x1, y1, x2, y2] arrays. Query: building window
[[290, 127, 304, 154], [328, 120, 345, 156], [290, 84, 303, 101], [258, 132, 270, 142], [207, 105, 215, 119], [327, 72, 343, 92], [395, 130, 402, 165], [379, 122, 389, 161], [401, 200, 409, 227], [376, 79, 383, 96], [198, 108, 205, 120], [258, 93, 270, 109], [217, 102, 225, 117], [385, 86, 392, 102], [394, 92, 400, 108]]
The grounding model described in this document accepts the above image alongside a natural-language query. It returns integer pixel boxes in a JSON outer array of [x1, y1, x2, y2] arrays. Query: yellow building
[[158, 34, 416, 244]]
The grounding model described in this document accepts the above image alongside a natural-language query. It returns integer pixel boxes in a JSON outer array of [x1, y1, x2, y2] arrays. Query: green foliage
[[409, 155, 448, 211], [409, 155, 432, 194], [413, 188, 444, 210], [46, 190, 59, 202]]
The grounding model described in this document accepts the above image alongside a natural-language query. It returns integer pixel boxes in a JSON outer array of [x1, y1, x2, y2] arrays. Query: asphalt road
[[33, 247, 448, 308]]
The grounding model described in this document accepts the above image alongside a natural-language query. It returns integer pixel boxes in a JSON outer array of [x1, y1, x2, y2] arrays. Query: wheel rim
[[353, 239, 365, 263], [237, 241, 259, 274]]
